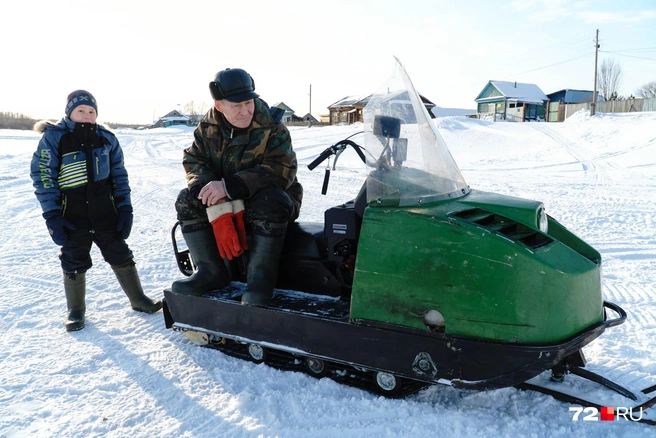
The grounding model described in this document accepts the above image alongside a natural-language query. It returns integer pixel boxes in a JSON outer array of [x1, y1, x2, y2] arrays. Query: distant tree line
[[0, 112, 39, 130], [0, 111, 147, 131]]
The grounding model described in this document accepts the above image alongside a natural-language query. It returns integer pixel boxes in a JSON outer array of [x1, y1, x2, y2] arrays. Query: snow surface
[[2, 111, 656, 437]]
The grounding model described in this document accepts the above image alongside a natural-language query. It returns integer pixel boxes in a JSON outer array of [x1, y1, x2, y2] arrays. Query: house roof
[[328, 92, 436, 110], [547, 89, 597, 103], [328, 95, 371, 108], [160, 116, 189, 122], [476, 81, 548, 104], [161, 110, 187, 118], [271, 102, 295, 113]]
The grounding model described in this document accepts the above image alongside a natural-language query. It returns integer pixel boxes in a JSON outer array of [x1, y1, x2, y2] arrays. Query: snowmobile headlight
[[537, 207, 548, 233], [423, 309, 445, 328]]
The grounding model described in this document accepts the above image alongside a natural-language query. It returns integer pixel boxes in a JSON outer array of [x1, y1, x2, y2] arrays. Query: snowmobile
[[163, 58, 656, 419]]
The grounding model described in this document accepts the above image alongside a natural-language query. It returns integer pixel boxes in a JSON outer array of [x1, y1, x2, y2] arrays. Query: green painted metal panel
[[548, 101, 560, 122], [350, 190, 604, 345]]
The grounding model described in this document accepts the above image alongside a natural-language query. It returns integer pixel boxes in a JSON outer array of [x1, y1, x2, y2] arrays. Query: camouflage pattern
[[183, 98, 303, 207], [175, 188, 210, 230], [175, 185, 298, 235]]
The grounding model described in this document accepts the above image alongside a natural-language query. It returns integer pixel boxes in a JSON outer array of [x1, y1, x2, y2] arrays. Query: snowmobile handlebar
[[307, 138, 367, 171], [307, 148, 333, 171]]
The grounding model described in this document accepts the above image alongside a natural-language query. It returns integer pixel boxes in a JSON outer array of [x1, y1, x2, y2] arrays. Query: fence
[[560, 97, 656, 121], [283, 121, 330, 127]]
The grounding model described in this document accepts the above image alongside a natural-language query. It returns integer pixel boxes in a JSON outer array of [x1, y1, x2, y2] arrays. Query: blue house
[[545, 89, 603, 122], [547, 89, 598, 104], [152, 110, 191, 128]]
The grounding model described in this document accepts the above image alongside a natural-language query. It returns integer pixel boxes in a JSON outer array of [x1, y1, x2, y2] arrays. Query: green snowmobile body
[[346, 58, 603, 344], [351, 187, 603, 344]]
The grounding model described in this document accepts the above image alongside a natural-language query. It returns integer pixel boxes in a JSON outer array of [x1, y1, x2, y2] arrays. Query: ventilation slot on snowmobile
[[453, 208, 553, 249]]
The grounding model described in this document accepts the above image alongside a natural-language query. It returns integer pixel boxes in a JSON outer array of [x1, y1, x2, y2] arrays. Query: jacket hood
[[33, 117, 111, 134], [32, 118, 69, 134]]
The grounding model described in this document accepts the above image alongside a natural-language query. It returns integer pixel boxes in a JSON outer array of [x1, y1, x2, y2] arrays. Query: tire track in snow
[[528, 123, 612, 186], [603, 283, 656, 308]]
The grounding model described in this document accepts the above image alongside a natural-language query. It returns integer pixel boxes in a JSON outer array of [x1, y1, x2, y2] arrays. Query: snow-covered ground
[[1, 111, 655, 437]]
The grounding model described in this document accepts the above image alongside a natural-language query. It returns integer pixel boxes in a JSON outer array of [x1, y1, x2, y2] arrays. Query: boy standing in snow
[[30, 90, 162, 332], [172, 68, 302, 306]]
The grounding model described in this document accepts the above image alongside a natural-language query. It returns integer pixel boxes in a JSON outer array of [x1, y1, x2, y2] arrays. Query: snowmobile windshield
[[363, 58, 469, 207]]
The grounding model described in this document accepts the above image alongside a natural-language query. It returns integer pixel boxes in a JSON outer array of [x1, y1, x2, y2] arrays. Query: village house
[[151, 110, 193, 128], [328, 93, 437, 125], [545, 89, 598, 122], [475, 81, 549, 122]]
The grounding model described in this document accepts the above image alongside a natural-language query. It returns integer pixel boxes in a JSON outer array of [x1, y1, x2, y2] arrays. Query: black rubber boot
[[64, 272, 86, 332], [241, 233, 286, 307], [172, 227, 230, 296], [112, 264, 163, 314]]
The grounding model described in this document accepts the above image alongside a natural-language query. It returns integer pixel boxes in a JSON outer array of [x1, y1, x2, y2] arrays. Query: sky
[[1, 0, 655, 124], [2, 109, 656, 436]]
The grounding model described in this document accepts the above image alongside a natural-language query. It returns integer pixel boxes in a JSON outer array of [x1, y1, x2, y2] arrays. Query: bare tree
[[635, 80, 656, 99], [183, 101, 209, 123], [597, 58, 623, 101]]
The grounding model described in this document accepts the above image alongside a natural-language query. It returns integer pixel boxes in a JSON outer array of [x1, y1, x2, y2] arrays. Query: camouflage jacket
[[183, 98, 302, 207]]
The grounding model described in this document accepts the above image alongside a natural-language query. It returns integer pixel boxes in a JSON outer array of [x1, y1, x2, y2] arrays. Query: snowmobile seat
[[278, 222, 344, 297], [283, 222, 326, 260]]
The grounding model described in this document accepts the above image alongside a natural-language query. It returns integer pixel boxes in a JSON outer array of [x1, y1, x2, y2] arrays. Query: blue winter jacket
[[30, 117, 131, 231]]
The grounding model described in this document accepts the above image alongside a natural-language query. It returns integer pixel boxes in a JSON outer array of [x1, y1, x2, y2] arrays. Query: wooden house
[[328, 93, 436, 125], [301, 113, 318, 122], [271, 102, 298, 123], [328, 95, 370, 125], [152, 110, 192, 128], [475, 81, 548, 122]]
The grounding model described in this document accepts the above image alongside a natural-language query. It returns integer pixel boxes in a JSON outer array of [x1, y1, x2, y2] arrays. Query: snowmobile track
[[194, 334, 429, 398]]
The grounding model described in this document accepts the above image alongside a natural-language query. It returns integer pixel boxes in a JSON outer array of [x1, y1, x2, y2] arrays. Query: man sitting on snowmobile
[[172, 68, 303, 306]]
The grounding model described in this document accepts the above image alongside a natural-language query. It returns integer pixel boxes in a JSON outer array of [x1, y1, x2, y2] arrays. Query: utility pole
[[591, 29, 600, 116], [308, 84, 312, 117]]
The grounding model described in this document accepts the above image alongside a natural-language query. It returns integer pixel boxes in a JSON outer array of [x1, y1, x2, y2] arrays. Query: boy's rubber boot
[[171, 227, 230, 296], [64, 272, 86, 332], [112, 264, 163, 313]]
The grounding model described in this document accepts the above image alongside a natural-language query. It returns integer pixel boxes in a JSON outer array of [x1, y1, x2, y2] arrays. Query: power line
[[603, 46, 656, 52], [600, 50, 656, 61], [493, 34, 592, 70], [505, 52, 594, 77]]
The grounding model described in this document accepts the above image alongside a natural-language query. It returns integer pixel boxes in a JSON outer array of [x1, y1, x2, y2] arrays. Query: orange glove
[[231, 199, 248, 251], [207, 202, 243, 260]]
